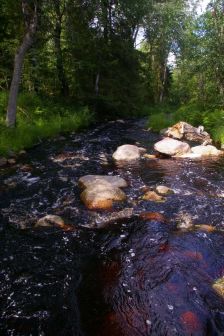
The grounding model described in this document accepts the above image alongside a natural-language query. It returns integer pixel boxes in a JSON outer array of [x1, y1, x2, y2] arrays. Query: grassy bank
[[147, 103, 224, 145], [0, 92, 94, 156]]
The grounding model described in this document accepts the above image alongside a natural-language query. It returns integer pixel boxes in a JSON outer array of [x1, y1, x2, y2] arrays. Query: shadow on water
[[0, 119, 224, 335]]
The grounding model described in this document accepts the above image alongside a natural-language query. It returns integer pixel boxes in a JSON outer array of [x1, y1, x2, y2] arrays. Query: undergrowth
[[0, 91, 94, 155]]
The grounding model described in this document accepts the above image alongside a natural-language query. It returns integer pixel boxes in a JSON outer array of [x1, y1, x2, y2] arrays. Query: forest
[[0, 0, 223, 154]]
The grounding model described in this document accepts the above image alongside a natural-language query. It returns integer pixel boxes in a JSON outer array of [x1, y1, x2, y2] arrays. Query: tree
[[6, 0, 39, 127]]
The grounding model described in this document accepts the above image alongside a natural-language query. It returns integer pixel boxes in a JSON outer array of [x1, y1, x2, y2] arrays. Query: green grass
[[0, 91, 94, 156]]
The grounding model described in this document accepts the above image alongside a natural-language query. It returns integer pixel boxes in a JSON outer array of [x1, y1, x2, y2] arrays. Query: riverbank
[[147, 103, 224, 146], [0, 92, 94, 156]]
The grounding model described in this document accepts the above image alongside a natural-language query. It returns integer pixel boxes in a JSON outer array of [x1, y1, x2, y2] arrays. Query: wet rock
[[19, 150, 26, 155], [143, 153, 157, 159], [79, 175, 127, 189], [213, 277, 224, 298], [35, 215, 74, 231], [80, 185, 126, 210], [87, 208, 134, 228], [194, 224, 215, 233], [176, 153, 202, 159], [154, 138, 190, 156], [112, 144, 146, 161], [7, 158, 16, 165], [142, 191, 165, 202], [19, 164, 33, 172], [191, 145, 222, 156], [165, 121, 212, 144], [0, 157, 7, 167], [139, 212, 167, 223], [155, 185, 174, 195]]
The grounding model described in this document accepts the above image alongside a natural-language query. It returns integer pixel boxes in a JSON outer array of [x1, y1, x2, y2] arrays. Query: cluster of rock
[[0, 150, 26, 168], [34, 120, 223, 231], [155, 122, 222, 158]]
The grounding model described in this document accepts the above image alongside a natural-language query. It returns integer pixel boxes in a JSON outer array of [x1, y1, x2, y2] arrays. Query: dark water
[[0, 119, 224, 335]]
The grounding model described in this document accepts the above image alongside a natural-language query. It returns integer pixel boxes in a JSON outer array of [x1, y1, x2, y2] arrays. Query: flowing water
[[0, 119, 224, 335]]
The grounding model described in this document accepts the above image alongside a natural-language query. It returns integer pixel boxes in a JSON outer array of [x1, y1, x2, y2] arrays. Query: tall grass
[[0, 91, 94, 156]]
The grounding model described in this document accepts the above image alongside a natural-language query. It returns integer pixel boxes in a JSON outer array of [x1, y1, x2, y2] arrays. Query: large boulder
[[112, 144, 146, 161], [79, 175, 127, 189], [165, 121, 212, 144], [154, 138, 190, 156], [79, 175, 128, 210], [80, 184, 126, 210], [191, 145, 222, 156]]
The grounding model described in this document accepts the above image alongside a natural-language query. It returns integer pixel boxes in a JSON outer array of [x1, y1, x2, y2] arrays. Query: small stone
[[19, 150, 26, 155], [213, 277, 224, 298], [142, 191, 165, 202], [194, 224, 215, 233], [144, 154, 157, 159], [156, 185, 174, 195], [7, 158, 16, 165], [35, 215, 74, 231]]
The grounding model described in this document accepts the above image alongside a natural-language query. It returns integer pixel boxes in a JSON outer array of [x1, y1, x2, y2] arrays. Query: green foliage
[[0, 92, 93, 155]]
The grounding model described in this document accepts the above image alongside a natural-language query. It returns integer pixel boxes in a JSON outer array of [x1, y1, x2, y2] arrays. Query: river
[[0, 119, 224, 335]]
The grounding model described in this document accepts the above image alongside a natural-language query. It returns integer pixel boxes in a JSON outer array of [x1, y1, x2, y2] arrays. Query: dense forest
[[0, 0, 223, 154]]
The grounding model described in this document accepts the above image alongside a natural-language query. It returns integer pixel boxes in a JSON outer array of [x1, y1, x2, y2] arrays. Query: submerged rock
[[213, 277, 224, 298], [191, 145, 222, 156], [176, 211, 194, 229], [35, 215, 74, 231], [156, 185, 174, 196], [142, 190, 165, 202], [194, 224, 215, 233], [87, 208, 134, 228], [139, 212, 167, 223], [154, 138, 190, 156], [80, 185, 126, 210], [112, 144, 146, 161], [165, 121, 212, 144]]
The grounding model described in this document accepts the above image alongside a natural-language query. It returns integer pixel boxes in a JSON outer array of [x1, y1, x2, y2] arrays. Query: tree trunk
[[54, 21, 69, 96], [6, 1, 38, 127], [159, 62, 167, 103]]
